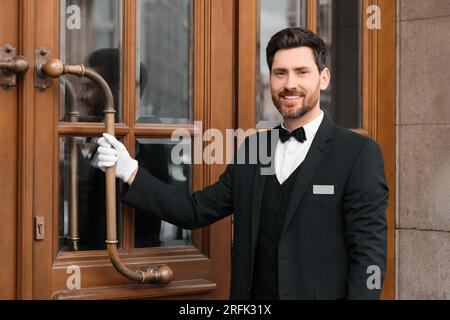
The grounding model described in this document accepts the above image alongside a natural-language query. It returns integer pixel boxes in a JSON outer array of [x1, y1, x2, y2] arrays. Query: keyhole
[[38, 223, 43, 235]]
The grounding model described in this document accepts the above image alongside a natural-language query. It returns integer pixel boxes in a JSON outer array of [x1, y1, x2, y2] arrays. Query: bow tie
[[279, 126, 307, 143]]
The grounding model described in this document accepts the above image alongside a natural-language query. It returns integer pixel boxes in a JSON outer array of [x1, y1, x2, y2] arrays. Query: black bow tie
[[279, 126, 307, 143]]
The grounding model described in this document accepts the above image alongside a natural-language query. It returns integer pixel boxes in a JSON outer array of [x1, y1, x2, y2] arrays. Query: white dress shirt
[[274, 110, 324, 184]]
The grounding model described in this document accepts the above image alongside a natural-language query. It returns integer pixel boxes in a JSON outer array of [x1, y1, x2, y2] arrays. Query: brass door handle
[[0, 55, 30, 75], [0, 44, 29, 89], [37, 56, 173, 285]]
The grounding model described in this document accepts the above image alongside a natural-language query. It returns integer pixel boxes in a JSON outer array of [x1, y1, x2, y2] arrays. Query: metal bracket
[[0, 44, 17, 89], [35, 47, 52, 91]]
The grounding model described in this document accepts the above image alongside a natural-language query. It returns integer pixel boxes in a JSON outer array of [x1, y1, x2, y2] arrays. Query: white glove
[[97, 133, 138, 183]]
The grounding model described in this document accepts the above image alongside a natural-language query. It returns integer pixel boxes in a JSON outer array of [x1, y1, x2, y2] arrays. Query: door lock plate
[[35, 47, 52, 91], [0, 44, 17, 89], [35, 216, 45, 240]]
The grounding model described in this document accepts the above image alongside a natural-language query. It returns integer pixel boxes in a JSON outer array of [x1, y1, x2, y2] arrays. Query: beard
[[272, 83, 321, 120]]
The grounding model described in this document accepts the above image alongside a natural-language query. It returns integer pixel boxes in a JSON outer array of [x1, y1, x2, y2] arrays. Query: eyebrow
[[272, 66, 311, 72]]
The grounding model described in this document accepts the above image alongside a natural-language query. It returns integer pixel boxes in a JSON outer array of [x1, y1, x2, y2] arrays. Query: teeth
[[284, 95, 301, 100]]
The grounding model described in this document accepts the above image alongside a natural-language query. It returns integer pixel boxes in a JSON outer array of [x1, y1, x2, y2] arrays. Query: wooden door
[[1, 0, 234, 299], [237, 0, 396, 299]]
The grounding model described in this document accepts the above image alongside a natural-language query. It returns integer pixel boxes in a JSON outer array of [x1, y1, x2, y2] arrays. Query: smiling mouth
[[282, 95, 302, 100], [280, 94, 305, 103]]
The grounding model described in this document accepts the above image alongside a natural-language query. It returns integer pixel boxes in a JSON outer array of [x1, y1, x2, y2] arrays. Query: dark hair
[[266, 27, 327, 72]]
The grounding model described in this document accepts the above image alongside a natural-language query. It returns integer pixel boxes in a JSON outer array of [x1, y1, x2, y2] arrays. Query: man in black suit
[[97, 28, 388, 299]]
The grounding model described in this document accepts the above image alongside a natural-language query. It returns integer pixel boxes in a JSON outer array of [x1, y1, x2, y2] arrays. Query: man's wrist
[[127, 167, 138, 185]]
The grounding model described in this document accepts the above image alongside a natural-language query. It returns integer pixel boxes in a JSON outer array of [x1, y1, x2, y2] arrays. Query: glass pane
[[136, 0, 192, 124], [134, 138, 192, 248], [59, 136, 123, 251], [317, 0, 362, 128], [257, 0, 307, 126], [60, 0, 123, 122]]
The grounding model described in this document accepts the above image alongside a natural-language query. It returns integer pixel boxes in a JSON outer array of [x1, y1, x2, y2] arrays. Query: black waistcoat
[[251, 163, 303, 299]]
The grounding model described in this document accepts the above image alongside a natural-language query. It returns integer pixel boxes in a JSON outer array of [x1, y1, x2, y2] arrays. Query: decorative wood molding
[[237, 0, 257, 130], [17, 0, 36, 299], [191, 0, 209, 255], [375, 0, 396, 300], [362, 0, 396, 300], [363, 0, 379, 140], [122, 0, 138, 252], [307, 0, 317, 32], [202, 0, 212, 191], [52, 279, 217, 300], [207, 0, 234, 298]]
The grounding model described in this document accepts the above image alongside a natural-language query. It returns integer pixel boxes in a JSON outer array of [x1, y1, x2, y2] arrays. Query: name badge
[[313, 185, 334, 195]]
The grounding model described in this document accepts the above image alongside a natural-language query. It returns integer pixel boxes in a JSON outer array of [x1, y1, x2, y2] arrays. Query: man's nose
[[284, 73, 297, 91]]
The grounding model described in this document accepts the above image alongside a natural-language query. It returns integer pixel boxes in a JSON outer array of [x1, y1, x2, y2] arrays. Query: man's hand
[[97, 133, 138, 184]]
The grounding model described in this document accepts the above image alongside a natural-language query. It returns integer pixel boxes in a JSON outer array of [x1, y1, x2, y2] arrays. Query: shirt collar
[[281, 109, 324, 140]]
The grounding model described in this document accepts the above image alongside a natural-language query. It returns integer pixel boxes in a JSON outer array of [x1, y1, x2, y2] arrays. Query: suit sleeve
[[122, 163, 234, 230], [342, 139, 388, 299]]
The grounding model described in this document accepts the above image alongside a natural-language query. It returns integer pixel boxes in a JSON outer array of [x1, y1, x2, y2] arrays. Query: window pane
[[60, 0, 123, 123], [257, 0, 307, 126], [136, 0, 192, 124], [134, 138, 192, 248], [59, 136, 123, 251], [317, 0, 362, 128]]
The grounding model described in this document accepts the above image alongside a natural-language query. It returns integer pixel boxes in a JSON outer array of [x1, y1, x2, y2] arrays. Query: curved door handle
[[0, 44, 29, 89], [37, 58, 173, 285]]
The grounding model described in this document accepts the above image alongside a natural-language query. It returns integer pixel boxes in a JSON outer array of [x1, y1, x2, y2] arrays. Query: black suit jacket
[[122, 115, 388, 300]]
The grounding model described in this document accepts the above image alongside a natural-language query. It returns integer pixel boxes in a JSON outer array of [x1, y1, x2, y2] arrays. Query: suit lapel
[[281, 115, 334, 234]]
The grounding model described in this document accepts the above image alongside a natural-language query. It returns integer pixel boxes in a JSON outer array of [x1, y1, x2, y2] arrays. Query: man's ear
[[320, 67, 330, 91]]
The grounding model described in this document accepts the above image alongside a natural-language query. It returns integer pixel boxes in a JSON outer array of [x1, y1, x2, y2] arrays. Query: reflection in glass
[[134, 138, 192, 248], [317, 0, 361, 128], [60, 0, 123, 122], [257, 0, 307, 126], [59, 136, 123, 251], [136, 0, 192, 124]]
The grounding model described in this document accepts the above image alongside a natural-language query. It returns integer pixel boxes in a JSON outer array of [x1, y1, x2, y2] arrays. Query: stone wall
[[397, 0, 450, 299]]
